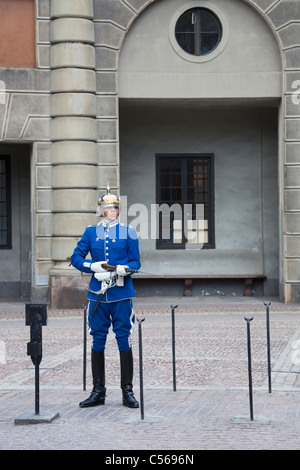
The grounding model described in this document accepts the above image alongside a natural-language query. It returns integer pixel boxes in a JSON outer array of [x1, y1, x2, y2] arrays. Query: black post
[[244, 316, 254, 421], [83, 305, 87, 391], [137, 317, 145, 420], [264, 302, 272, 393], [35, 362, 40, 415], [171, 305, 178, 391], [25, 303, 48, 416]]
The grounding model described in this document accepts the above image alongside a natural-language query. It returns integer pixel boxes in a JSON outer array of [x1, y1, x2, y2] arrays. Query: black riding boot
[[79, 349, 106, 407], [120, 348, 139, 408]]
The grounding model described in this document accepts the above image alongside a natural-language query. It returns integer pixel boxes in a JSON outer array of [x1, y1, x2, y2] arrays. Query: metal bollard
[[26, 303, 48, 416], [137, 316, 145, 420], [244, 316, 254, 421], [15, 303, 59, 425], [83, 304, 88, 391], [171, 305, 178, 391], [264, 302, 272, 393]]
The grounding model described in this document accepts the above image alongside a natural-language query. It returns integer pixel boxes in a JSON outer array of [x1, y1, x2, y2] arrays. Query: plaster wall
[[120, 102, 279, 292], [119, 0, 282, 99]]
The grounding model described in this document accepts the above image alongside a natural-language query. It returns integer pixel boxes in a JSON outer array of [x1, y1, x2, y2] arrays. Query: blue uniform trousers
[[88, 299, 135, 352]]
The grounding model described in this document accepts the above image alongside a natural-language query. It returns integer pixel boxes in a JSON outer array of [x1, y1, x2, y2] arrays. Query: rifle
[[101, 264, 139, 274], [90, 264, 138, 316]]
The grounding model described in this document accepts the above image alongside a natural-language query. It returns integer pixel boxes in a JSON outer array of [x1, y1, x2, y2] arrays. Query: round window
[[175, 7, 222, 57]]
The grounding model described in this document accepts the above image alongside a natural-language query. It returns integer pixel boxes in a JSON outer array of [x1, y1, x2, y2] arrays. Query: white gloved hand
[[94, 272, 111, 282], [116, 265, 128, 276], [91, 261, 107, 273]]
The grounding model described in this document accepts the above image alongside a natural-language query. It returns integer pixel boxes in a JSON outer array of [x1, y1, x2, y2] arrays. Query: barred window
[[156, 154, 215, 249], [0, 156, 12, 248]]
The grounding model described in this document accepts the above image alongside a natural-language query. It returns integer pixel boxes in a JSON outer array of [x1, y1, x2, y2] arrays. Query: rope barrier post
[[171, 305, 178, 391], [244, 316, 254, 421], [264, 302, 272, 393], [15, 303, 59, 424], [83, 304, 87, 391], [137, 316, 145, 420]]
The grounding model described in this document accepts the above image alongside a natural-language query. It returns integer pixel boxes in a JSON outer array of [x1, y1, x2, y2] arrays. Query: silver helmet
[[97, 184, 120, 216]]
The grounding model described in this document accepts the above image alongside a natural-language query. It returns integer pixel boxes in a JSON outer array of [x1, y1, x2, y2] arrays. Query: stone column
[[49, 0, 97, 307], [266, 2, 300, 302], [250, 0, 300, 302]]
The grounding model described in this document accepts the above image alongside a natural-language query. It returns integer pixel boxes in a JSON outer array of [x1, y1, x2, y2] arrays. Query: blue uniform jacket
[[71, 220, 141, 302]]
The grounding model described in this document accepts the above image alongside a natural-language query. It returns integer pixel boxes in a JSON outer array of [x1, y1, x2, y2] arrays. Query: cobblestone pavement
[[0, 296, 300, 451]]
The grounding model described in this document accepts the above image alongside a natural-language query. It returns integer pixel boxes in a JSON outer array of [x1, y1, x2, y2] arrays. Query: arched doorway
[[118, 0, 282, 296]]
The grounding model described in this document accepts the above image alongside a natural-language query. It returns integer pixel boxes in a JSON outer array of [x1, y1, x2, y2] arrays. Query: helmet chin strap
[[104, 216, 118, 223]]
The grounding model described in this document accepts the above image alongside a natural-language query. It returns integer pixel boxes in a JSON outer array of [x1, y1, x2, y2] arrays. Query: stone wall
[[0, 0, 51, 300], [49, 0, 300, 305], [0, 0, 300, 304]]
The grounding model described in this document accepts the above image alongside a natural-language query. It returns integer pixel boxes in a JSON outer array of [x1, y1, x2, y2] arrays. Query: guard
[[71, 186, 141, 409]]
